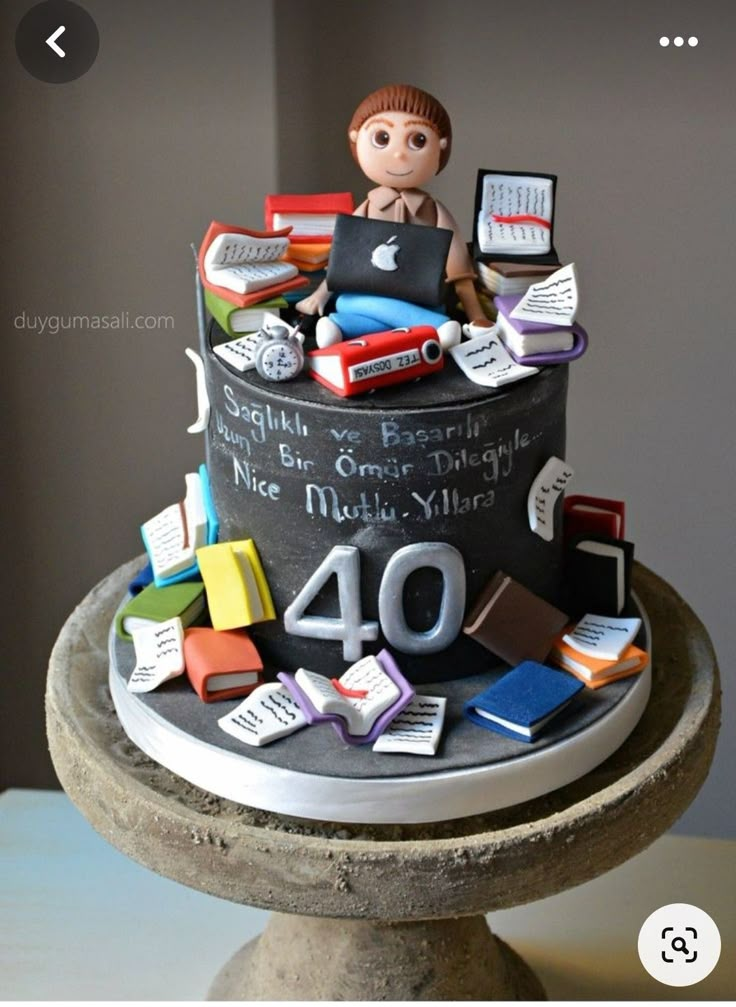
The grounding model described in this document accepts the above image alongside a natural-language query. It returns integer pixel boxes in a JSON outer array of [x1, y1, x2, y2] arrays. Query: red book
[[198, 220, 308, 308], [307, 327, 444, 397], [264, 192, 354, 242], [183, 627, 263, 703], [564, 495, 626, 542]]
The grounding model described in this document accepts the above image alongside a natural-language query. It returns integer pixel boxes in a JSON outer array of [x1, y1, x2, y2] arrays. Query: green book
[[204, 289, 288, 337], [115, 580, 207, 640]]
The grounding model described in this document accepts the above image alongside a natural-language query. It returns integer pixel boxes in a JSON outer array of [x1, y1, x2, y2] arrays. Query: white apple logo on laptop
[[371, 235, 400, 271]]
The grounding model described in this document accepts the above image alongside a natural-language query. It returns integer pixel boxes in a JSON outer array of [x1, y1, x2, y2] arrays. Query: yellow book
[[196, 539, 276, 630]]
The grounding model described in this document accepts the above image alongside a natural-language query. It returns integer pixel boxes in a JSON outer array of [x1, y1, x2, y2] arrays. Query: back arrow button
[[46, 24, 65, 57], [16, 1, 99, 83]]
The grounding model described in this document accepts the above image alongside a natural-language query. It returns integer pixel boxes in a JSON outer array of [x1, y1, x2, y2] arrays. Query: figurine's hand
[[296, 288, 330, 316]]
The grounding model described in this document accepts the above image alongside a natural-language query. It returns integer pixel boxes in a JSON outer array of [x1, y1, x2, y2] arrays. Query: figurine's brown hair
[[348, 84, 452, 173]]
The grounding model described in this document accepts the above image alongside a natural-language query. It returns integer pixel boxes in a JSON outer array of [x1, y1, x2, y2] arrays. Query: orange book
[[549, 635, 648, 690], [183, 627, 263, 702], [198, 220, 308, 308], [283, 257, 327, 272], [286, 241, 332, 263]]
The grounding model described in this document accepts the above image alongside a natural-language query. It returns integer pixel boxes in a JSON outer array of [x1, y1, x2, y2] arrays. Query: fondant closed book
[[463, 571, 569, 666], [550, 636, 648, 689], [183, 627, 263, 702], [327, 215, 452, 306], [564, 495, 626, 542], [307, 326, 443, 397], [464, 661, 583, 741], [114, 580, 206, 641], [566, 535, 635, 617], [196, 539, 275, 631], [264, 192, 354, 240]]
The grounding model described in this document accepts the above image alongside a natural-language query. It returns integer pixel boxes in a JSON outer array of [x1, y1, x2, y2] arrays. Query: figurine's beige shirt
[[354, 186, 476, 284]]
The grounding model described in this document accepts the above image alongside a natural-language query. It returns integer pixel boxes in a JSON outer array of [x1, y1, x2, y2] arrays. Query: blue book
[[128, 562, 154, 596], [464, 661, 583, 742]]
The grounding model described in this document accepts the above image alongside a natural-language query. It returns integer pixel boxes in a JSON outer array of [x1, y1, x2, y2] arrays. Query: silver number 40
[[284, 543, 466, 660]]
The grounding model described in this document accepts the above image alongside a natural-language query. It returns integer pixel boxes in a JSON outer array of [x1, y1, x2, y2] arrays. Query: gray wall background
[[2, 0, 733, 837]]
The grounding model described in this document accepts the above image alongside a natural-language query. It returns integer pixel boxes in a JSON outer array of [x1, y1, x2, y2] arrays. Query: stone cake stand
[[46, 560, 720, 1001]]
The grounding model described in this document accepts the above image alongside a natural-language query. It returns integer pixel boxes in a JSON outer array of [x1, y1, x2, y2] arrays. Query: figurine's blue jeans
[[330, 293, 449, 337]]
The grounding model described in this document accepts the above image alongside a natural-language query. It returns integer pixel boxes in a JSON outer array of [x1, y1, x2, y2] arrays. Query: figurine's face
[[351, 111, 447, 190]]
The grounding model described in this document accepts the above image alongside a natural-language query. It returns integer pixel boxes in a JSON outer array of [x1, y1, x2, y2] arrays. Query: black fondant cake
[[204, 319, 568, 682], [106, 83, 651, 825]]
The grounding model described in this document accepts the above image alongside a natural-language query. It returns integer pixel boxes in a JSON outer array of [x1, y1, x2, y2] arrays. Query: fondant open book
[[278, 650, 414, 745], [473, 169, 559, 265]]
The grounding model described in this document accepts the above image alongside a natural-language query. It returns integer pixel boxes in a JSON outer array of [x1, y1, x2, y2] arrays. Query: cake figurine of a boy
[[296, 83, 491, 347]]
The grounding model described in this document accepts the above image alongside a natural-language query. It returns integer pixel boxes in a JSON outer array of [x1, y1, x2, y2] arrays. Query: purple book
[[494, 293, 589, 365], [504, 324, 588, 366], [277, 649, 415, 746], [494, 293, 572, 334]]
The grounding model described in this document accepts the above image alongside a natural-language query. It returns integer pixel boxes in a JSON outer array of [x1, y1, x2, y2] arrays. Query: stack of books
[[549, 614, 648, 689], [477, 261, 558, 297], [198, 220, 308, 337], [264, 192, 354, 303], [494, 263, 587, 364]]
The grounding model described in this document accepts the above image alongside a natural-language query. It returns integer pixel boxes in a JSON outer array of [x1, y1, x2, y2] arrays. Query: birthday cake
[[109, 85, 650, 824]]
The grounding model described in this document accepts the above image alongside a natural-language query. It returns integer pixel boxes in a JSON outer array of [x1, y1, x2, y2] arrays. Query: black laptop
[[326, 214, 453, 307]]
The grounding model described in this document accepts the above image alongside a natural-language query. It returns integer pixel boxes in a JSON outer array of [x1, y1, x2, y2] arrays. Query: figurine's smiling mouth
[[386, 169, 413, 176]]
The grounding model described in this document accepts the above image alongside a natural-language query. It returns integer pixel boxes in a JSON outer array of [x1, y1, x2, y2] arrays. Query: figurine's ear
[[349, 129, 359, 143], [439, 138, 448, 150]]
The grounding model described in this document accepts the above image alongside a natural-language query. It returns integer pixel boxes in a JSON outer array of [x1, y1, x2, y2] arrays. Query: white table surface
[[1, 788, 733, 1001]]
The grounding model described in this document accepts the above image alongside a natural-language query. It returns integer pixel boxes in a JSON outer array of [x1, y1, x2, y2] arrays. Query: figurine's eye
[[371, 129, 391, 148], [408, 132, 427, 151]]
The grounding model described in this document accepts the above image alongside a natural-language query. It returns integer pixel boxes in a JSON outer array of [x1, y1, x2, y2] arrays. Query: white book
[[218, 683, 308, 747], [128, 617, 185, 693], [449, 330, 539, 388], [527, 456, 575, 542], [204, 260, 298, 295], [141, 503, 191, 580], [477, 174, 553, 255], [142, 473, 207, 581], [510, 263, 578, 327], [295, 656, 399, 737], [272, 212, 338, 234], [183, 472, 208, 551], [562, 614, 642, 662], [372, 695, 446, 756], [213, 333, 260, 372], [204, 232, 290, 269]]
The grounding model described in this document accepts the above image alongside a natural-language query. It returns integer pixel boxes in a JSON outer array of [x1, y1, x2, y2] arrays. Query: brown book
[[463, 571, 568, 666], [487, 262, 560, 278]]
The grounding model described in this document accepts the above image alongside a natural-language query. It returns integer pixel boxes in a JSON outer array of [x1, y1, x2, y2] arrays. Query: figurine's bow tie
[[368, 186, 429, 221]]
